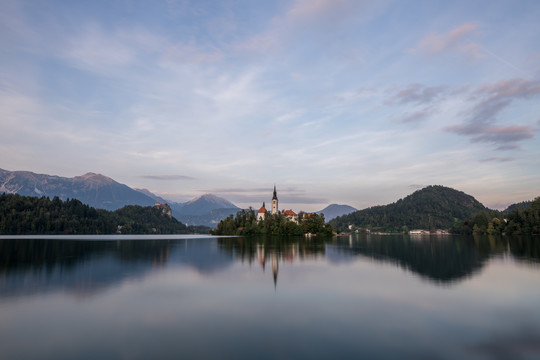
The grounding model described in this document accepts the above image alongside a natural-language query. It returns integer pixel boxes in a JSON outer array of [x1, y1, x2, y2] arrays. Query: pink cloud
[[445, 123, 535, 149], [412, 23, 483, 59], [287, 0, 350, 21], [388, 84, 449, 105]]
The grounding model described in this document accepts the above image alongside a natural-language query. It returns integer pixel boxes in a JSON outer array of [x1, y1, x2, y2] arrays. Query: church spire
[[271, 185, 278, 215]]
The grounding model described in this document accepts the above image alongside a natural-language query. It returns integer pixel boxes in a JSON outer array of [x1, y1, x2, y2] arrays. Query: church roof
[[258, 205, 267, 214], [282, 209, 296, 216], [272, 185, 278, 200]]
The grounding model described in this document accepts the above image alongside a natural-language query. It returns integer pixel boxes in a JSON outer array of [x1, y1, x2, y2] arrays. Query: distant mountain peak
[[75, 172, 114, 184], [317, 204, 357, 221], [189, 193, 219, 202], [178, 193, 239, 216]]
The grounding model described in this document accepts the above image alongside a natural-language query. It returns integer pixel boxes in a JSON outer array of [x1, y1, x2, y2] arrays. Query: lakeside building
[[282, 209, 298, 224], [409, 229, 430, 235]]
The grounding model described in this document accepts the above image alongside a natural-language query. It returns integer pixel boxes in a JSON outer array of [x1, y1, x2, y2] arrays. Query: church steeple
[[271, 185, 278, 215]]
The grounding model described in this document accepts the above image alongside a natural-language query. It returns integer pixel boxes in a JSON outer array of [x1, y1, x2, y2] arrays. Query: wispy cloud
[[286, 0, 354, 24], [412, 23, 482, 59], [162, 43, 224, 64], [469, 79, 540, 122], [480, 157, 515, 163], [140, 174, 196, 180], [3, 0, 540, 211], [387, 84, 448, 105], [445, 78, 540, 149], [61, 24, 165, 74], [395, 108, 433, 123], [446, 124, 535, 149]]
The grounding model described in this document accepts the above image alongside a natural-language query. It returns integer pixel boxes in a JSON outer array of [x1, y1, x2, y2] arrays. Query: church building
[[257, 186, 279, 221], [271, 185, 278, 215], [257, 202, 267, 222]]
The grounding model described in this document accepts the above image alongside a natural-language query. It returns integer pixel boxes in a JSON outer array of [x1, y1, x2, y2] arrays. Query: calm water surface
[[1, 234, 539, 359]]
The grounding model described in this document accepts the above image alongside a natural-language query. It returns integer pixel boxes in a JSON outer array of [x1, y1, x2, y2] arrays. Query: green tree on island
[[212, 209, 333, 236]]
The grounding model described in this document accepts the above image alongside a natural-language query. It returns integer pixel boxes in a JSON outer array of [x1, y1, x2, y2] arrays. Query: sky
[[1, 0, 540, 212]]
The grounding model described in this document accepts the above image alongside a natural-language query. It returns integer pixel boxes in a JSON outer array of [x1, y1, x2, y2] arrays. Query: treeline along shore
[[2, 188, 539, 237], [0, 193, 208, 235]]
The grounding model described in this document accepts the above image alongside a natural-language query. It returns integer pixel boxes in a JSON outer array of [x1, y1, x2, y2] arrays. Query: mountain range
[[0, 169, 155, 210], [0, 168, 240, 226], [4, 168, 507, 231], [1, 168, 361, 227]]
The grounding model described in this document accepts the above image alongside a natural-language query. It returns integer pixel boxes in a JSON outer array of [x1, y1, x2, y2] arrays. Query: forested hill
[[504, 200, 532, 214], [0, 193, 207, 235], [330, 185, 486, 233]]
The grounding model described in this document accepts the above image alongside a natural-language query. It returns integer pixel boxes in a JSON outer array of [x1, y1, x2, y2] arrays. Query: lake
[[1, 234, 539, 359]]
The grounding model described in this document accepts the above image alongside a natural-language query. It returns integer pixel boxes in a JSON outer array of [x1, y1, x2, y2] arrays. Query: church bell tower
[[271, 185, 278, 215]]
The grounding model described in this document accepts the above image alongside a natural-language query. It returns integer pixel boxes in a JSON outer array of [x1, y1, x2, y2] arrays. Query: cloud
[[199, 187, 273, 194], [140, 174, 195, 180], [469, 79, 540, 122], [387, 84, 448, 105], [162, 43, 224, 64], [274, 109, 305, 124], [445, 78, 540, 149], [286, 0, 353, 23], [412, 23, 482, 59], [232, 33, 277, 55], [62, 24, 165, 74], [195, 186, 328, 206], [480, 157, 515, 162], [446, 124, 534, 148], [395, 108, 432, 123], [495, 144, 521, 151], [279, 195, 329, 205]]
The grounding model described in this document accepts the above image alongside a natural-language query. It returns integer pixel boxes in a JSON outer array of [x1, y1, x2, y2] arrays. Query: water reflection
[[0, 237, 234, 298], [219, 234, 540, 286], [219, 236, 327, 288], [1, 234, 539, 298], [332, 234, 487, 284], [1, 235, 540, 360]]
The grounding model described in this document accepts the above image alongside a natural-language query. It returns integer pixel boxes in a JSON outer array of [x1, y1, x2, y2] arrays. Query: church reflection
[[219, 237, 327, 288], [219, 234, 540, 287], [1, 234, 539, 298]]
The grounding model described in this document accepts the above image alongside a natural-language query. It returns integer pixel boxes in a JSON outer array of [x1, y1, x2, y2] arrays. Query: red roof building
[[257, 202, 267, 221], [282, 209, 298, 224]]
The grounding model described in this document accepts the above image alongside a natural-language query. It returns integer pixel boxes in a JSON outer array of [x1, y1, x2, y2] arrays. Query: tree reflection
[[0, 237, 231, 298], [218, 236, 328, 288], [1, 234, 538, 297], [218, 234, 540, 286]]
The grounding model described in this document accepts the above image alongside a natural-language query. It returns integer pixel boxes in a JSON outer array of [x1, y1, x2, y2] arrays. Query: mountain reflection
[[0, 237, 233, 298], [1, 234, 538, 298], [218, 234, 540, 286], [331, 234, 486, 284]]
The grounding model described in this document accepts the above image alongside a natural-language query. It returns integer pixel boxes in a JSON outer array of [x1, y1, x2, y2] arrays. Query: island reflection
[[219, 234, 540, 285], [1, 234, 539, 298]]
